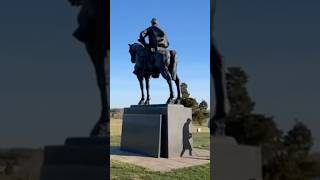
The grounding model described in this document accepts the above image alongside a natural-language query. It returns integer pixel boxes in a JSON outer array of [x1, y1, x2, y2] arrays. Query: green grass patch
[[193, 132, 210, 150], [111, 135, 121, 146], [111, 160, 210, 180]]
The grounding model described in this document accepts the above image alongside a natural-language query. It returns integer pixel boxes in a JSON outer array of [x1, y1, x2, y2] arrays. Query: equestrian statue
[[128, 18, 182, 105]]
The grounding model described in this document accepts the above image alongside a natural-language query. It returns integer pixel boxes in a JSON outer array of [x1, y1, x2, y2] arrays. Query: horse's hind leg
[[160, 67, 174, 104], [145, 76, 151, 105], [137, 75, 145, 105], [174, 75, 182, 104], [86, 44, 108, 136]]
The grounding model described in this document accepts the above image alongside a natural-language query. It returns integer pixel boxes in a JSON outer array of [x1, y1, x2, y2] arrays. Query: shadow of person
[[180, 118, 193, 157]]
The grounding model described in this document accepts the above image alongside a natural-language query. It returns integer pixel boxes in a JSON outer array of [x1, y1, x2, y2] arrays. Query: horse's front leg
[[137, 75, 145, 105], [145, 76, 151, 105]]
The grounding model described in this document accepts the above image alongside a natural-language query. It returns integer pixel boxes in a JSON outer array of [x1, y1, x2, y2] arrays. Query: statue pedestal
[[210, 136, 263, 180], [120, 104, 192, 158], [40, 137, 109, 180]]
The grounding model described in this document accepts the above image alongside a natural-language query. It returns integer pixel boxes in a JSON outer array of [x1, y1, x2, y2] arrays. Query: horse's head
[[68, 0, 83, 6], [128, 42, 146, 63]]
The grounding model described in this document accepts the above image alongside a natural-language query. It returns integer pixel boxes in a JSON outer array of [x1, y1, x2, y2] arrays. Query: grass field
[[110, 118, 210, 180]]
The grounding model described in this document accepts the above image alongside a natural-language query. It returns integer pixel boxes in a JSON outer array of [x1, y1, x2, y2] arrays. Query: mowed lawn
[[110, 118, 210, 180]]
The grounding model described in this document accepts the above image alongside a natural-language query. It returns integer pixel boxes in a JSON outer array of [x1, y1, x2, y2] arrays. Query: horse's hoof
[[138, 99, 145, 105], [166, 98, 175, 104], [174, 98, 182, 104], [144, 100, 150, 105]]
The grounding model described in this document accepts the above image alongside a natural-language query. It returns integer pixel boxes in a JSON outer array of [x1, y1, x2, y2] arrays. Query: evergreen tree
[[224, 67, 280, 145], [180, 83, 190, 99], [180, 83, 209, 125], [226, 67, 255, 116]]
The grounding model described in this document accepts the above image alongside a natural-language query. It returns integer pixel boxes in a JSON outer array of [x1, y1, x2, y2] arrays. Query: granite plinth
[[121, 104, 192, 158]]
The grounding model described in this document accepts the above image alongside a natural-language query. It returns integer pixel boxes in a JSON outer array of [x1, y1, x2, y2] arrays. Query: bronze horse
[[68, 0, 108, 136], [128, 43, 182, 105]]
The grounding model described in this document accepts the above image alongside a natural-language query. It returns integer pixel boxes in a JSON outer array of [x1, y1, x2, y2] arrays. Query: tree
[[199, 100, 208, 110], [180, 83, 190, 99], [224, 67, 280, 146], [193, 100, 209, 126], [180, 83, 209, 125], [224, 66, 318, 179], [284, 121, 316, 179], [263, 121, 317, 180], [225, 67, 255, 116], [284, 120, 313, 157]]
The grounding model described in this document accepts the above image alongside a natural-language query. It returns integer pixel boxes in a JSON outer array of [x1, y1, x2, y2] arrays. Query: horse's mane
[[133, 42, 143, 47], [131, 42, 145, 51]]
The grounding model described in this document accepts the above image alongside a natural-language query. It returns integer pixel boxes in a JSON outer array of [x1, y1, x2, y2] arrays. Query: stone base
[[211, 136, 262, 180], [40, 137, 109, 180], [121, 104, 192, 158]]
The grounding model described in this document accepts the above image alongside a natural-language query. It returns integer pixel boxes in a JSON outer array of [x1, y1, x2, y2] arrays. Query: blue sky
[[110, 0, 210, 108]]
